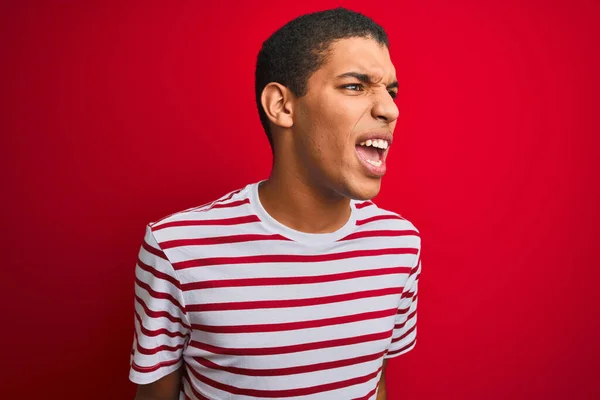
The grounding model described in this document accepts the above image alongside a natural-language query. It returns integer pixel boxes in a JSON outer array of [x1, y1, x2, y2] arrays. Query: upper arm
[[384, 247, 421, 359], [135, 367, 183, 400], [129, 225, 190, 388]]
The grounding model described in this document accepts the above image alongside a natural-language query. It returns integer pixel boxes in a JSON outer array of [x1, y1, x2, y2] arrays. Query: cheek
[[310, 90, 362, 130], [298, 93, 366, 168]]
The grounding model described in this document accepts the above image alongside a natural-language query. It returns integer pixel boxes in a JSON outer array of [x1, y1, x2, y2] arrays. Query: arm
[[379, 239, 421, 398], [129, 225, 190, 398], [376, 359, 388, 400], [385, 248, 421, 359], [134, 367, 183, 400]]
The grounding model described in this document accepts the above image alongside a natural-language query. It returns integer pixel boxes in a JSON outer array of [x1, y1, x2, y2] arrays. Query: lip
[[355, 145, 389, 178], [355, 130, 394, 147], [354, 130, 392, 178]]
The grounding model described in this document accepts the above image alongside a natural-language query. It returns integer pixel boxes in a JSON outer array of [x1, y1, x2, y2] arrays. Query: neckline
[[248, 180, 358, 244]]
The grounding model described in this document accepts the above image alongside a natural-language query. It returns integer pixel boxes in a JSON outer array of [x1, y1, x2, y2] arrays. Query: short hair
[[255, 8, 390, 150]]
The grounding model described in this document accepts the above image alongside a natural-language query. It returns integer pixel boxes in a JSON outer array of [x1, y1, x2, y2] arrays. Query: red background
[[2, 1, 599, 399]]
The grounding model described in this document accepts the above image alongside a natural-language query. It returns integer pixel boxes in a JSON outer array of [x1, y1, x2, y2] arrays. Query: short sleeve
[[385, 249, 421, 359], [129, 224, 191, 384]]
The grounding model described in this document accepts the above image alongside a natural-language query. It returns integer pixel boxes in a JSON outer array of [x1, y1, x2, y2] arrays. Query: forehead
[[318, 37, 396, 80]]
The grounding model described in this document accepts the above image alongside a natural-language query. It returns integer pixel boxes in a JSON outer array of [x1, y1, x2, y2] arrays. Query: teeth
[[359, 139, 389, 149], [366, 159, 382, 167]]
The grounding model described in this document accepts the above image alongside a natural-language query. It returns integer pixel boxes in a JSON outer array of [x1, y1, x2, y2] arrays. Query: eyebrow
[[337, 72, 399, 90]]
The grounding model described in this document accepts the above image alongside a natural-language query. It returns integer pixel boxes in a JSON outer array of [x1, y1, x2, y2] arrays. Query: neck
[[258, 164, 352, 234]]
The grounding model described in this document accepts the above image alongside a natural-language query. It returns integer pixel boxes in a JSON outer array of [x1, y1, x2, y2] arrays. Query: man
[[130, 7, 421, 400]]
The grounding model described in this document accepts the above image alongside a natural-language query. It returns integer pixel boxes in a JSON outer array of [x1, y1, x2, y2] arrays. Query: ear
[[260, 82, 295, 129]]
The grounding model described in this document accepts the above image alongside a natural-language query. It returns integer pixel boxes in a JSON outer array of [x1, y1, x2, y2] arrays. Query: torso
[[150, 182, 420, 399]]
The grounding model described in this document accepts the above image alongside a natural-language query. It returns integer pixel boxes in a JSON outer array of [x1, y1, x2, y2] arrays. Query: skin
[[135, 365, 182, 399], [135, 36, 399, 400], [259, 36, 399, 235], [377, 359, 388, 400]]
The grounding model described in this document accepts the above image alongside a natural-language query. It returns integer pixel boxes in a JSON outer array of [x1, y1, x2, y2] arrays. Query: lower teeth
[[366, 159, 382, 167]]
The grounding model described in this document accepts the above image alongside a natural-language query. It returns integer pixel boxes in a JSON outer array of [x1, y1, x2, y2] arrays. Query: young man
[[130, 8, 421, 400]]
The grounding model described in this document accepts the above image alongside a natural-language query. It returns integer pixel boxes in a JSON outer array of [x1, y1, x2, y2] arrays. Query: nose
[[371, 91, 399, 123]]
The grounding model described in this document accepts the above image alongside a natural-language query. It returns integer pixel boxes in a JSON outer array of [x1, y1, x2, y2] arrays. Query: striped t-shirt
[[129, 181, 422, 400]]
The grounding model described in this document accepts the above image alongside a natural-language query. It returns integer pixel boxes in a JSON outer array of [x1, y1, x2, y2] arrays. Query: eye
[[343, 83, 364, 92], [388, 90, 398, 100]]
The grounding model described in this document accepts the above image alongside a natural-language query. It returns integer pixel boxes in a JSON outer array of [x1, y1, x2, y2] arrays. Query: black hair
[[255, 8, 390, 150]]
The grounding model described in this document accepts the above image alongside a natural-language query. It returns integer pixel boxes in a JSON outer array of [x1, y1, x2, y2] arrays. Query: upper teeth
[[359, 139, 389, 149]]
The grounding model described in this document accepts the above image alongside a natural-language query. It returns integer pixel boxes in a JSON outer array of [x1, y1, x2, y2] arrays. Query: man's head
[[255, 8, 399, 200]]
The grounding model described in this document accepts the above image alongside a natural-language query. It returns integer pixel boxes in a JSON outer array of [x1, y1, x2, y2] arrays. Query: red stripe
[[183, 375, 210, 400], [160, 234, 290, 249], [153, 215, 261, 231], [150, 198, 219, 226], [352, 386, 378, 400], [187, 287, 402, 312], [149, 189, 243, 227], [136, 339, 185, 356], [395, 310, 417, 330], [412, 261, 421, 274], [407, 257, 421, 278], [398, 294, 418, 314], [355, 201, 374, 209], [131, 358, 180, 374], [210, 198, 250, 209], [210, 189, 242, 206], [192, 191, 244, 213], [189, 329, 393, 356], [187, 200, 220, 214], [191, 308, 397, 333], [174, 248, 418, 270], [356, 215, 403, 226], [192, 350, 386, 376], [402, 287, 418, 299], [339, 229, 420, 241], [187, 362, 383, 398], [182, 266, 411, 291], [411, 271, 422, 283], [136, 257, 181, 289], [391, 323, 416, 344], [134, 311, 187, 339], [181, 188, 244, 214], [386, 337, 416, 357], [135, 294, 191, 330], [220, 188, 242, 201], [136, 277, 186, 313], [142, 240, 168, 260], [182, 376, 193, 400]]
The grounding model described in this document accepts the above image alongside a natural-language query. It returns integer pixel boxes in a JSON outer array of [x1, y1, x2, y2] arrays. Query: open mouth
[[355, 138, 390, 174]]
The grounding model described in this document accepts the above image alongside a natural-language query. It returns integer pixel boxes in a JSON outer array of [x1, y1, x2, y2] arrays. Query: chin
[[343, 177, 382, 201]]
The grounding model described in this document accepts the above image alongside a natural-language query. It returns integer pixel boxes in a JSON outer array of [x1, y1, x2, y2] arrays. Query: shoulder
[[146, 183, 256, 241], [353, 199, 420, 235], [352, 199, 421, 256]]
